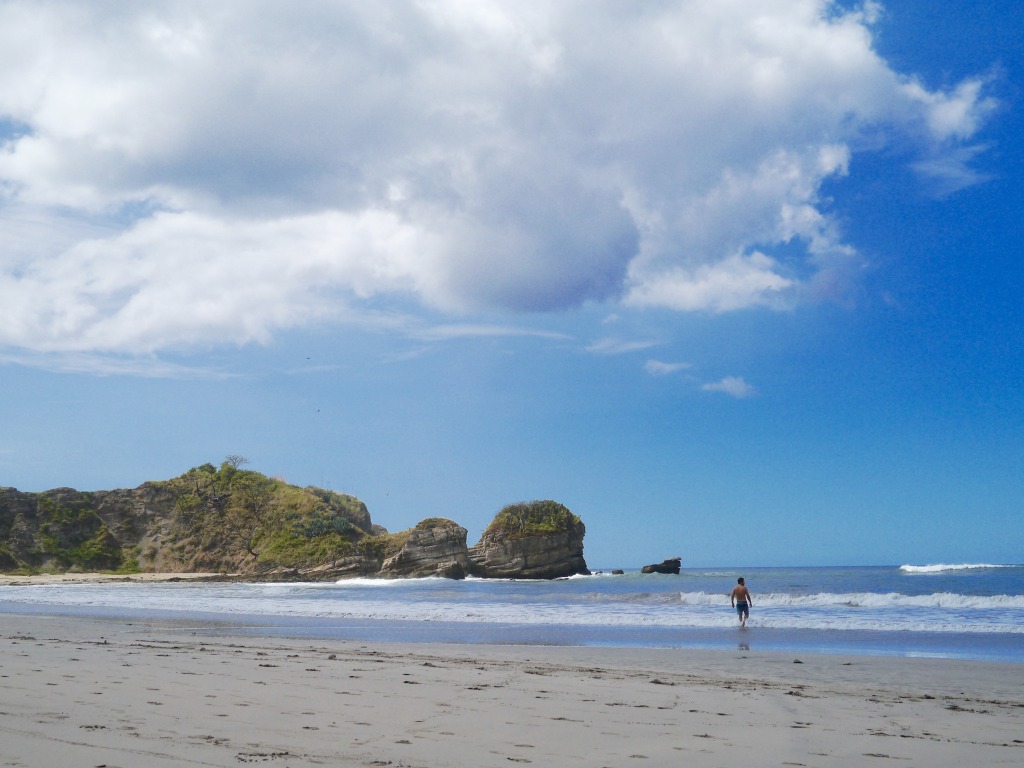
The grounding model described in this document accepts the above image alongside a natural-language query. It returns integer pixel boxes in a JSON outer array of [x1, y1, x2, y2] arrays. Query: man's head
[[737, 577, 744, 585]]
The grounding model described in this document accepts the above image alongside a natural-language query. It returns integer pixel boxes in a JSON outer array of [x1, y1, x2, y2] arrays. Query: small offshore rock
[[640, 557, 681, 574]]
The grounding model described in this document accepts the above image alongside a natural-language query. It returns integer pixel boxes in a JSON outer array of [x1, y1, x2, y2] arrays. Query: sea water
[[2, 564, 1022, 662]]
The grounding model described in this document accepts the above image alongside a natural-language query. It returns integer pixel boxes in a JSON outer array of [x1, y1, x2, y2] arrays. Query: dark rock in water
[[611, 569, 625, 575], [380, 519, 471, 579], [468, 500, 589, 579], [640, 557, 681, 574]]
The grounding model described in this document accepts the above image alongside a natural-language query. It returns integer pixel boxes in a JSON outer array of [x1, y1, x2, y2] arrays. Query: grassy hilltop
[[0, 458, 396, 575]]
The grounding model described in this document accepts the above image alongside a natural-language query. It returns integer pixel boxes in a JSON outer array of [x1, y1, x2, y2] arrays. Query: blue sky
[[1, 1, 1021, 568]]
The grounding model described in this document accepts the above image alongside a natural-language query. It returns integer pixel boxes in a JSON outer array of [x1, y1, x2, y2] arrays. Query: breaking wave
[[679, 590, 1024, 610], [899, 563, 1017, 574], [3, 563, 1023, 646]]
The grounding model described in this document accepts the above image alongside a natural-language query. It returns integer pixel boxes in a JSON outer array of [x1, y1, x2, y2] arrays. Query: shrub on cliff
[[33, 494, 125, 571], [415, 517, 459, 530], [484, 500, 581, 539], [0, 543, 19, 571], [162, 460, 374, 572]]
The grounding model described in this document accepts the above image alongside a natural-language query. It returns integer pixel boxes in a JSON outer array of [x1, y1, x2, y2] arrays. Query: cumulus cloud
[[702, 376, 757, 399], [0, 0, 997, 357]]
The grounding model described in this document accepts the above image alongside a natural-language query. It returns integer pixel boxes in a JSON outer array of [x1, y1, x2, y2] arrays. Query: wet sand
[[0, 610, 1021, 767]]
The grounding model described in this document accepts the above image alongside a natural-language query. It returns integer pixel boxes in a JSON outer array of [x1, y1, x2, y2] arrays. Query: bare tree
[[222, 473, 275, 560]]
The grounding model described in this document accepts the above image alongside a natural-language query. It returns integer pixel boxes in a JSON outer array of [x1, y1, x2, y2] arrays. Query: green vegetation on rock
[[0, 458, 387, 576], [33, 494, 124, 571], [161, 459, 374, 572], [415, 517, 459, 530], [1, 463, 588, 580], [484, 500, 581, 539]]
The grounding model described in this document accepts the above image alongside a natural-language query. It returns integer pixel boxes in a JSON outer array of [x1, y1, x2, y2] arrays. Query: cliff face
[[0, 465, 588, 581], [380, 519, 471, 579], [468, 500, 589, 579], [0, 485, 172, 573], [0, 463, 380, 576]]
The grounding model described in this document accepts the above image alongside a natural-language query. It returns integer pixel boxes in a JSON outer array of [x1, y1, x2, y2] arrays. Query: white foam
[[330, 576, 449, 587], [899, 563, 1015, 574], [3, 581, 1023, 636], [680, 590, 1024, 610]]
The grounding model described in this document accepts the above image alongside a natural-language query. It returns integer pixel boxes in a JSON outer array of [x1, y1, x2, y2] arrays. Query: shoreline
[[1, 611, 1021, 767], [3, 571, 1023, 665], [0, 573, 230, 585], [0, 571, 228, 586]]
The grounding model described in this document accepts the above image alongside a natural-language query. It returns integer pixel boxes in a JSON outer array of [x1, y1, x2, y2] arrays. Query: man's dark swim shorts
[[735, 601, 749, 616]]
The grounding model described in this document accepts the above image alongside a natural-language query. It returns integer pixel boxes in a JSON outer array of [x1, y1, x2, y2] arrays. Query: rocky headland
[[0, 460, 589, 581]]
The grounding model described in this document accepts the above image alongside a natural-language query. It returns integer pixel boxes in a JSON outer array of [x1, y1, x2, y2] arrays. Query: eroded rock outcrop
[[468, 500, 589, 579], [380, 518, 471, 579], [1, 466, 590, 581], [641, 557, 681, 574]]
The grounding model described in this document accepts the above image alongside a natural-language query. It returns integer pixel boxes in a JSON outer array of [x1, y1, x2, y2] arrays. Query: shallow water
[[2, 564, 1021, 662]]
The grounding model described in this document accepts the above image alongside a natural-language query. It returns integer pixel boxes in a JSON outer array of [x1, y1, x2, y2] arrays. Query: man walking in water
[[731, 577, 752, 628]]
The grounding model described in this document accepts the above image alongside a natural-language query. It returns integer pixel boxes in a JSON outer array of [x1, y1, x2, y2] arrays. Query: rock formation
[[0, 464, 380, 577], [0, 464, 589, 581], [468, 500, 589, 579], [380, 518, 471, 579], [641, 557, 681, 574]]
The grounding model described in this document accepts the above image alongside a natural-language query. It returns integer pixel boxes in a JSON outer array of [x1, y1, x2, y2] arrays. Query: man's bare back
[[731, 577, 752, 627]]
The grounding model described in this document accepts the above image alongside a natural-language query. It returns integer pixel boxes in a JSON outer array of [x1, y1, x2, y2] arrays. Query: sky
[[1, 1, 1021, 568]]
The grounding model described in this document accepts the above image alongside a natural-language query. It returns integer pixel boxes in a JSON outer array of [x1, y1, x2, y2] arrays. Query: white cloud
[[0, 208, 436, 352], [644, 360, 691, 376], [0, 349, 232, 379], [586, 337, 658, 356], [702, 376, 757, 399], [626, 251, 795, 313], [0, 1, 997, 357], [901, 77, 998, 143], [410, 324, 571, 342], [911, 144, 996, 198]]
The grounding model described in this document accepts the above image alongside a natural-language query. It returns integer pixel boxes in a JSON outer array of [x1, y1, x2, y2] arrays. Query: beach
[[2, 609, 1022, 768], [0, 572, 224, 586]]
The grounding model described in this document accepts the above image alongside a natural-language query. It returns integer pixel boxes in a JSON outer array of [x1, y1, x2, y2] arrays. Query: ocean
[[2, 564, 1022, 663]]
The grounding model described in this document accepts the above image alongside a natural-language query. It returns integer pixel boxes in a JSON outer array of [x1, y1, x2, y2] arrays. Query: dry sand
[[0, 611, 1021, 768]]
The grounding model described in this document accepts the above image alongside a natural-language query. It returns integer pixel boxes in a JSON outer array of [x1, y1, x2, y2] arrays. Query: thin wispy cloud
[[911, 144, 997, 198], [644, 360, 691, 376], [0, 1, 998, 361], [702, 376, 757, 399], [0, 351, 233, 380], [410, 324, 572, 343], [586, 338, 659, 356]]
